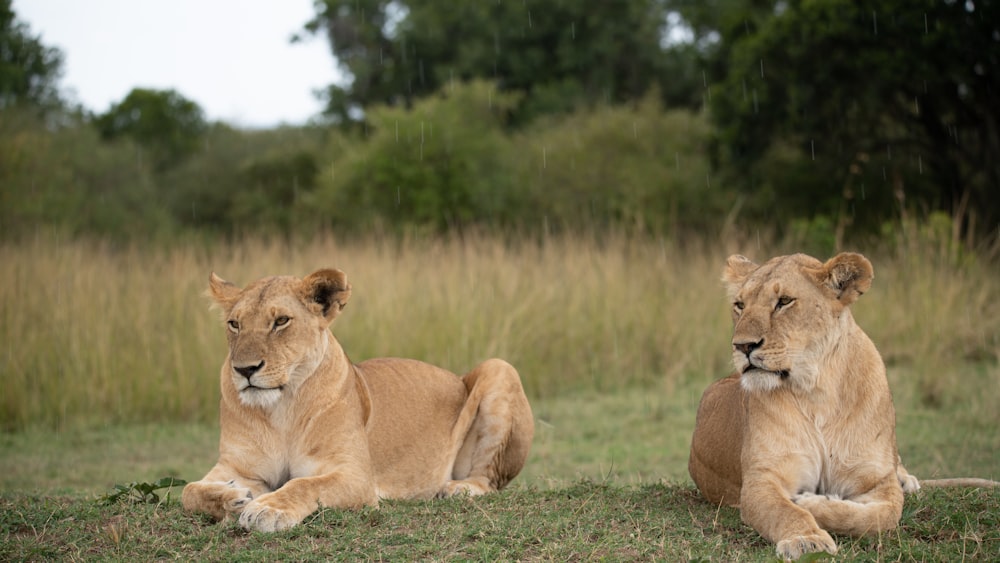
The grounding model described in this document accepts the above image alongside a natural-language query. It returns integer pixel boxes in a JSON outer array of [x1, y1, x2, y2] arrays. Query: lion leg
[[238, 470, 378, 532], [439, 359, 534, 497], [689, 373, 744, 506], [793, 477, 903, 537], [182, 464, 270, 521], [741, 475, 838, 561]]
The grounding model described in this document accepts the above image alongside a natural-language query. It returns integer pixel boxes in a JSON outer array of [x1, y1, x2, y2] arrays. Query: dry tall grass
[[3, 231, 998, 430]]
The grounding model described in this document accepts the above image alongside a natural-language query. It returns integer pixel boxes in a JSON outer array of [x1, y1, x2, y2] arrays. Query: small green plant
[[99, 477, 187, 505]]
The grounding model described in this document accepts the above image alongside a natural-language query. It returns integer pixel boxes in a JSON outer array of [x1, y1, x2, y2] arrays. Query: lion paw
[[776, 531, 837, 561], [438, 479, 492, 498], [793, 491, 842, 506], [238, 498, 302, 532], [222, 480, 254, 513], [897, 470, 921, 494]]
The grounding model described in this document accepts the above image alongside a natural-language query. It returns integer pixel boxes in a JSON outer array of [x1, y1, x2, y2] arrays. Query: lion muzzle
[[233, 360, 265, 380]]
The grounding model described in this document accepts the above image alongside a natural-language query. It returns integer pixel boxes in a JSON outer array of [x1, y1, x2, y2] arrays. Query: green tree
[[0, 0, 64, 110], [0, 110, 170, 239], [307, 80, 520, 232], [510, 93, 718, 235], [95, 88, 207, 169], [302, 0, 701, 124], [709, 0, 1000, 241], [161, 124, 327, 235]]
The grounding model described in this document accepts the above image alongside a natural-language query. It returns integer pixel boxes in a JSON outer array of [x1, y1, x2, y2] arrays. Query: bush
[[306, 80, 521, 233], [0, 109, 171, 239], [510, 94, 721, 235], [308, 82, 724, 237], [162, 124, 326, 235]]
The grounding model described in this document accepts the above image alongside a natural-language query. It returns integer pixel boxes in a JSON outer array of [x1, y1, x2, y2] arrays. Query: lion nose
[[734, 339, 762, 357], [234, 361, 264, 379]]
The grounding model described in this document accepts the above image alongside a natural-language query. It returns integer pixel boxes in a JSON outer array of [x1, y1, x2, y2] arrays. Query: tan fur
[[689, 252, 915, 561], [182, 269, 534, 532]]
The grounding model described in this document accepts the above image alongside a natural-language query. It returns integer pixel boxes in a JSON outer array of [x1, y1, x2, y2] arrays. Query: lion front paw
[[793, 490, 842, 506], [438, 478, 492, 498], [238, 496, 304, 532], [776, 531, 837, 561], [222, 480, 254, 513], [183, 479, 254, 521]]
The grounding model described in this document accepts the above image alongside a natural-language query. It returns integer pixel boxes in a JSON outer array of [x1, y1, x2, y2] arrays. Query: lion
[[688, 252, 998, 561], [182, 268, 535, 532]]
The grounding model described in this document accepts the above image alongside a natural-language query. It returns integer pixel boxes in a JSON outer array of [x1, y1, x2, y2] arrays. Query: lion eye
[[227, 320, 240, 333], [776, 296, 795, 310], [273, 316, 291, 329], [733, 301, 745, 312]]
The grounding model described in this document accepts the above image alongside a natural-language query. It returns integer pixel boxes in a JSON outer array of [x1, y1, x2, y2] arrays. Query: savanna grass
[[2, 230, 999, 431], [1, 231, 731, 430]]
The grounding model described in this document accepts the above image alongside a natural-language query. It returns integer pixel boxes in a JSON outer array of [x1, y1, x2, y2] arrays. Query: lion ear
[[300, 268, 352, 323], [811, 252, 874, 305], [208, 273, 241, 313], [722, 254, 758, 297]]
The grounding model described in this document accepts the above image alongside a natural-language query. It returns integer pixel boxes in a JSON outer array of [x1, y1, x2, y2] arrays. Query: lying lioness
[[688, 252, 997, 560], [688, 253, 919, 559], [182, 268, 535, 532]]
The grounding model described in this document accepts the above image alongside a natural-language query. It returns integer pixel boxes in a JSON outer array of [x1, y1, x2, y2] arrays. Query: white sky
[[15, 0, 343, 128]]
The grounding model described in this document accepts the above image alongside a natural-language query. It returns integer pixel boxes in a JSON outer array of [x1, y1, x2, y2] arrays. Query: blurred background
[[1, 0, 998, 489], [5, 0, 999, 246]]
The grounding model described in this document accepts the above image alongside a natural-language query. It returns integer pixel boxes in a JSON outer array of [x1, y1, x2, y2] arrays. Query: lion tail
[[918, 478, 1000, 488]]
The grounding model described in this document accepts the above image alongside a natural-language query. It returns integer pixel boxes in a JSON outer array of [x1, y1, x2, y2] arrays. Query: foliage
[[0, 0, 63, 111], [95, 88, 208, 169], [509, 93, 721, 234], [308, 80, 720, 235], [99, 478, 187, 505], [162, 123, 326, 234], [0, 109, 172, 239], [709, 0, 1000, 240], [303, 0, 703, 124], [0, 108, 332, 239], [3, 1, 998, 246], [307, 80, 521, 232]]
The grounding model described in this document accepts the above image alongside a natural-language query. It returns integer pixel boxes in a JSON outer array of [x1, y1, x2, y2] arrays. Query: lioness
[[689, 252, 997, 560], [182, 268, 535, 532], [690, 252, 918, 559]]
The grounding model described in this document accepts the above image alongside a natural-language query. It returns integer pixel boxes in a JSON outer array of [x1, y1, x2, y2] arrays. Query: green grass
[[2, 482, 997, 561], [5, 371, 996, 498], [2, 372, 998, 560]]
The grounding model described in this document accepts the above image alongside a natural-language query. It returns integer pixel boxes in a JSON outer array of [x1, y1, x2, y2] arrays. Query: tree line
[[2, 0, 997, 249]]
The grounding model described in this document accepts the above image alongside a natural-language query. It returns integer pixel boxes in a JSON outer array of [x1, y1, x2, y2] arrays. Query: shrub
[[510, 94, 720, 235], [307, 80, 521, 233]]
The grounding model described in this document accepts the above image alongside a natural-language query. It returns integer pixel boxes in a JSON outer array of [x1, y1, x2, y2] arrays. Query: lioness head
[[723, 252, 873, 394], [208, 269, 351, 408]]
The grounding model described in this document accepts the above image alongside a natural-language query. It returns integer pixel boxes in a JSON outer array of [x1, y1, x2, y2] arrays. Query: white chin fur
[[740, 369, 783, 393], [238, 387, 283, 408]]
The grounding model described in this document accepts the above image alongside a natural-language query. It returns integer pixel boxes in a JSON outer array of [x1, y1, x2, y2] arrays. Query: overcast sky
[[15, 0, 343, 128]]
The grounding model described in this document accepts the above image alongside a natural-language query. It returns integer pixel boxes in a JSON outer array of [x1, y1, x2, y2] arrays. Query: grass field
[[1, 370, 998, 494], [4, 230, 999, 430], [2, 362, 998, 561], [2, 231, 999, 560], [2, 479, 998, 561]]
